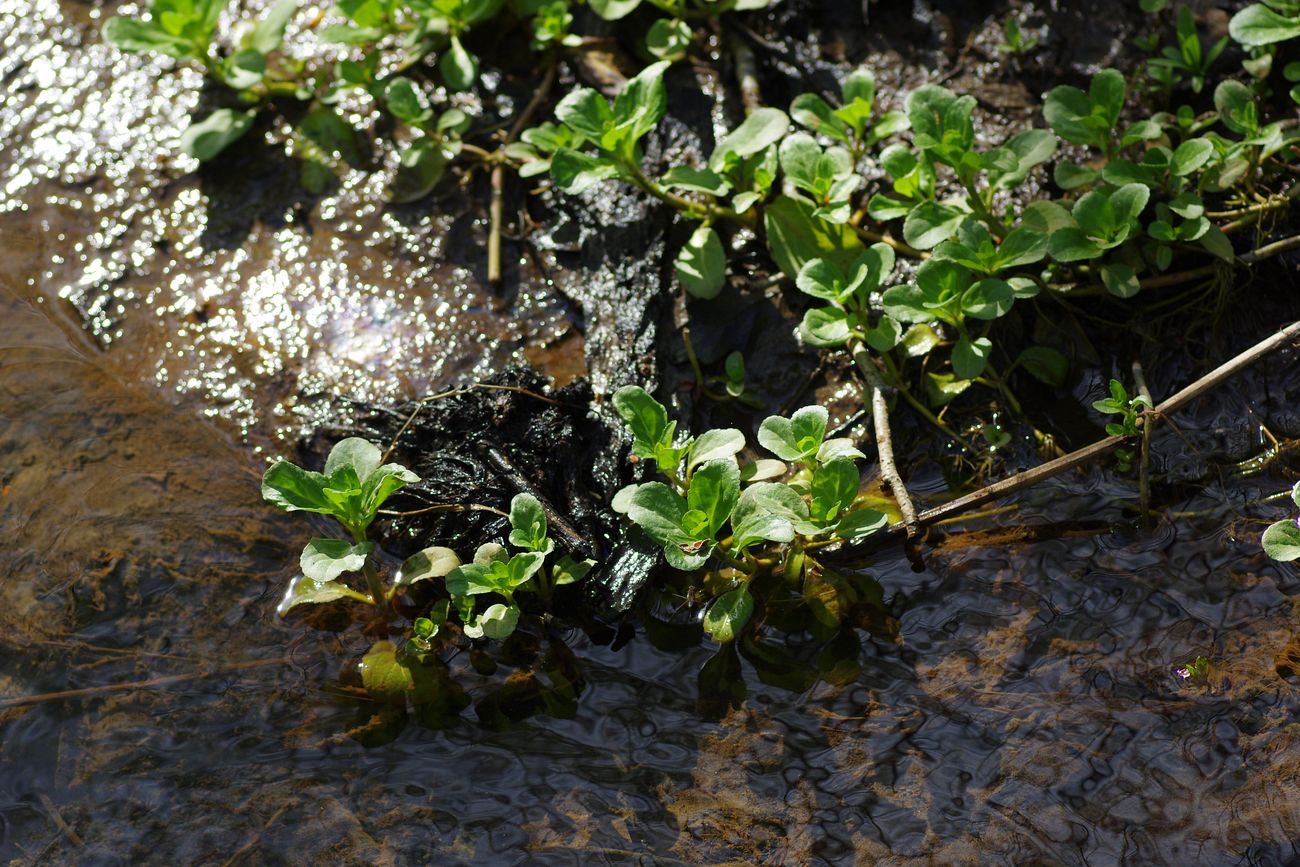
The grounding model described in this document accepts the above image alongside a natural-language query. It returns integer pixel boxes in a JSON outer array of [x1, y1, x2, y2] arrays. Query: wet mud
[[5, 0, 1300, 863]]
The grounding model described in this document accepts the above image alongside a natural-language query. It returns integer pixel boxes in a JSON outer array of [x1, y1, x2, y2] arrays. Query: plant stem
[[681, 326, 729, 401], [830, 318, 1300, 556], [850, 341, 924, 569], [489, 58, 557, 285], [626, 165, 755, 228]]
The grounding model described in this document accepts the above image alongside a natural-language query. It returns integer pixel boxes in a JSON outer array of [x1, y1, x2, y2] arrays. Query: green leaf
[[440, 35, 477, 91], [906, 85, 975, 166], [588, 0, 641, 19], [360, 464, 419, 519], [612, 385, 670, 460], [301, 538, 373, 581], [1021, 200, 1076, 233], [790, 93, 852, 144], [880, 283, 934, 324], [1047, 227, 1104, 262], [1090, 68, 1126, 126], [961, 278, 1014, 320], [810, 458, 859, 523], [903, 200, 966, 250], [1044, 72, 1121, 149], [465, 603, 521, 639], [688, 428, 746, 471], [758, 405, 829, 463], [252, 0, 297, 53], [995, 226, 1049, 270], [386, 77, 433, 126], [764, 195, 864, 278], [392, 139, 452, 203], [660, 166, 729, 195], [1262, 519, 1300, 561], [734, 481, 815, 536], [842, 68, 875, 107], [989, 128, 1057, 190], [1197, 224, 1234, 261], [675, 225, 726, 299], [551, 554, 595, 586], [1170, 138, 1214, 176], [550, 148, 621, 194], [1100, 263, 1140, 298], [277, 576, 363, 615], [508, 493, 549, 552], [318, 23, 385, 44], [739, 459, 788, 483], [709, 108, 789, 171], [262, 461, 335, 515], [556, 88, 614, 141], [396, 546, 461, 586], [326, 437, 381, 481], [622, 482, 691, 546], [223, 49, 266, 89], [866, 315, 902, 351], [795, 258, 843, 301], [1229, 3, 1300, 46], [181, 109, 256, 162], [359, 640, 414, 699], [646, 17, 691, 60], [800, 307, 851, 347], [503, 551, 546, 588], [299, 107, 360, 165], [1214, 80, 1259, 135], [730, 485, 801, 550], [1018, 346, 1069, 387], [926, 371, 973, 406], [834, 508, 887, 542], [702, 588, 754, 642], [688, 460, 741, 538], [1109, 182, 1151, 227], [900, 322, 941, 356], [952, 335, 993, 379], [612, 60, 671, 144], [102, 17, 194, 57], [445, 563, 496, 596]]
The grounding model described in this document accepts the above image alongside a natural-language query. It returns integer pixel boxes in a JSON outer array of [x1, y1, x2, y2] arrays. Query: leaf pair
[[263, 437, 420, 537], [551, 61, 671, 190], [795, 244, 896, 348]]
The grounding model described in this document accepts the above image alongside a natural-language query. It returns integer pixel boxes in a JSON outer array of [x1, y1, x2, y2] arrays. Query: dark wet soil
[[5, 0, 1300, 863]]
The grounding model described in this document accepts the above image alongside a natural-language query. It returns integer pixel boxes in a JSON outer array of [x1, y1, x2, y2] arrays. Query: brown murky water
[[5, 0, 1300, 863]]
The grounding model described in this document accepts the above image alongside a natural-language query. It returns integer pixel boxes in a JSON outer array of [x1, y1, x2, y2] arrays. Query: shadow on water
[[4, 0, 1300, 863]]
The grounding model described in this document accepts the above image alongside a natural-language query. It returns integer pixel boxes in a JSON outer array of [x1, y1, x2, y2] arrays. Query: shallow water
[[5, 0, 1300, 863]]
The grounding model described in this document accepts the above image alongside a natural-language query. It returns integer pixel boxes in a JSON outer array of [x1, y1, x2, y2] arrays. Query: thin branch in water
[[0, 658, 288, 710], [831, 318, 1300, 557], [851, 342, 924, 570]]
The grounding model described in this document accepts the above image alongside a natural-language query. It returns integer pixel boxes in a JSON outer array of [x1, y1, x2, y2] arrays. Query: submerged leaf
[[703, 588, 754, 642]]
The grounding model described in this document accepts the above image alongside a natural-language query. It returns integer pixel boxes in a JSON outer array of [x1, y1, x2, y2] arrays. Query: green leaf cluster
[[611, 387, 885, 642]]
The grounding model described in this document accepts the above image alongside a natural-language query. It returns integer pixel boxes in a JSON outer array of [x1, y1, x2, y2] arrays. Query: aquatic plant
[[1092, 379, 1152, 472], [611, 386, 886, 641], [1262, 481, 1300, 561], [262, 437, 592, 707], [262, 436, 420, 611]]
